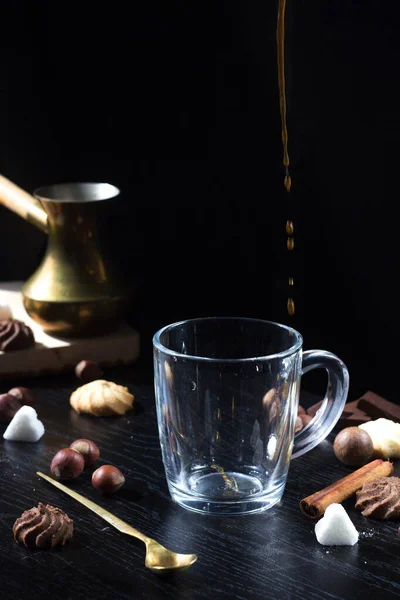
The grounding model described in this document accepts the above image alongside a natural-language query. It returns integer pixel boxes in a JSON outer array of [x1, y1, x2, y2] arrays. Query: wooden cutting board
[[0, 281, 140, 379]]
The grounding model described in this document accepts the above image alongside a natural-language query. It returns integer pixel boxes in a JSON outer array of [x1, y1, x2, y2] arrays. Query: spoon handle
[[37, 472, 149, 543]]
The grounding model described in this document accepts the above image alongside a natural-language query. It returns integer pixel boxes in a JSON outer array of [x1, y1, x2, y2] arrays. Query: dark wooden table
[[1, 364, 400, 600]]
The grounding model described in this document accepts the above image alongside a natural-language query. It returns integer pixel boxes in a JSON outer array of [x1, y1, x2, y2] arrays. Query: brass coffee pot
[[0, 175, 129, 337]]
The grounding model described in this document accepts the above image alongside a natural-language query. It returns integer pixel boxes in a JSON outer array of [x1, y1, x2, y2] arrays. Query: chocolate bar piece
[[307, 398, 361, 418], [358, 391, 400, 422], [341, 399, 362, 415], [308, 391, 399, 431], [336, 410, 371, 429]]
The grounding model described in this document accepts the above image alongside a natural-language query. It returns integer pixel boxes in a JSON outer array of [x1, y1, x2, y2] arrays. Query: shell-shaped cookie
[[70, 380, 134, 416]]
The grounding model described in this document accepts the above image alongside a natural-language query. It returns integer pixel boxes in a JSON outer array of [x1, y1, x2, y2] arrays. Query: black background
[[1, 1, 398, 400]]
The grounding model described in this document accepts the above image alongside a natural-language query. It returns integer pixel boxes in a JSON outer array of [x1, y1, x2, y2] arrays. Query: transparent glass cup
[[153, 317, 349, 515]]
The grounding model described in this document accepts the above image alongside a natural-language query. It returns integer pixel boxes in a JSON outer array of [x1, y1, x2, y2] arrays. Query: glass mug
[[153, 317, 349, 515]]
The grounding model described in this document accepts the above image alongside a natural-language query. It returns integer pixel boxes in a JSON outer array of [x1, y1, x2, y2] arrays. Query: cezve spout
[[0, 174, 48, 233]]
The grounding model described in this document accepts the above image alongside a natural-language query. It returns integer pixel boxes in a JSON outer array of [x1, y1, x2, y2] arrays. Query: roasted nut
[[92, 465, 125, 495], [333, 427, 374, 466], [8, 387, 35, 406], [262, 388, 281, 421], [75, 360, 104, 383], [50, 448, 85, 480], [295, 416, 303, 433], [0, 393, 22, 423], [300, 414, 313, 428], [298, 405, 306, 415], [69, 438, 100, 467]]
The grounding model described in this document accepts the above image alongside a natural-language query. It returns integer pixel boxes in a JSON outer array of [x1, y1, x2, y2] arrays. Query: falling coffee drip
[[277, 0, 295, 316]]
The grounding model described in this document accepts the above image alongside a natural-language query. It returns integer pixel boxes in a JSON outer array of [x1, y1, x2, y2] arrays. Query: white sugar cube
[[315, 503, 359, 546], [3, 406, 45, 442]]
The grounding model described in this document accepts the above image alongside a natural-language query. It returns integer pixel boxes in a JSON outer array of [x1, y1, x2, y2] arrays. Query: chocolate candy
[[0, 319, 35, 352], [13, 503, 73, 548], [355, 477, 400, 519]]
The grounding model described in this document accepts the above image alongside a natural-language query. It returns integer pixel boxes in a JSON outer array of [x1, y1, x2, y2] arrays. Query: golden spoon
[[37, 472, 197, 573]]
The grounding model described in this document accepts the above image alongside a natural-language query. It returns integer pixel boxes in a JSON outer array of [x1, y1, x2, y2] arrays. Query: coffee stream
[[277, 0, 295, 316]]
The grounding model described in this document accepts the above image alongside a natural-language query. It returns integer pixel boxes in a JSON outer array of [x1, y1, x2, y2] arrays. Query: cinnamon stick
[[300, 459, 393, 519]]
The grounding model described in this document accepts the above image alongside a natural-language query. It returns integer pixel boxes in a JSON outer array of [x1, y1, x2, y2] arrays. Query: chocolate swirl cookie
[[0, 319, 35, 352], [355, 476, 400, 519], [12, 503, 73, 548]]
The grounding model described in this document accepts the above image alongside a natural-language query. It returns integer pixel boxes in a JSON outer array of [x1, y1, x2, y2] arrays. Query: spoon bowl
[[37, 472, 198, 573], [144, 539, 198, 573]]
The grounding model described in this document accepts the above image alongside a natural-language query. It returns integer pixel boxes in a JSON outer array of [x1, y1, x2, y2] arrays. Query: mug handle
[[291, 350, 349, 459]]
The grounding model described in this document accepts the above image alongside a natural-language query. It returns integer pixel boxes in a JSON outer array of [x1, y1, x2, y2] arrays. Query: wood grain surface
[[1, 366, 400, 600]]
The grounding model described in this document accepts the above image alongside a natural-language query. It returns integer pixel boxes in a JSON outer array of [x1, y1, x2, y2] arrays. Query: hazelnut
[[298, 405, 306, 415], [333, 427, 374, 466], [50, 448, 85, 480], [0, 393, 22, 423], [300, 414, 313, 428], [75, 360, 103, 383], [69, 438, 100, 467], [295, 416, 303, 433], [92, 465, 125, 495], [8, 387, 35, 406]]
